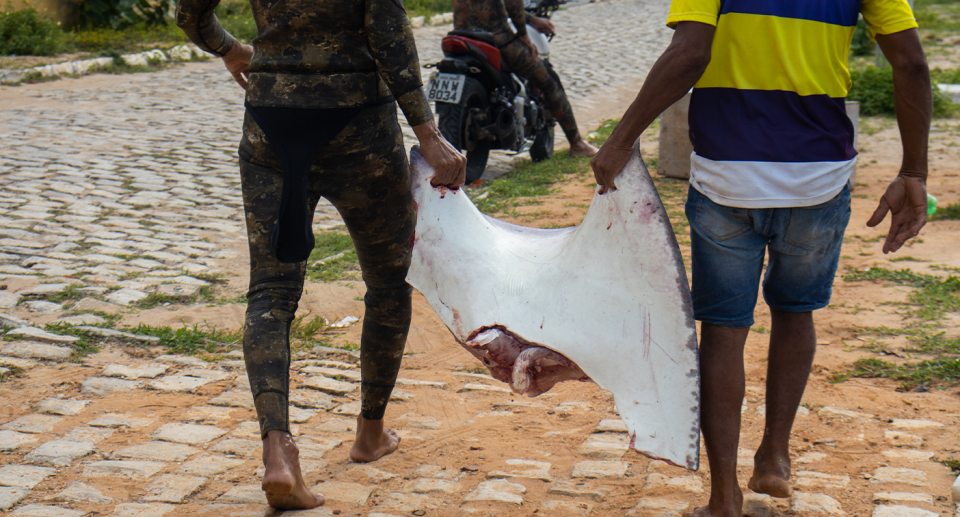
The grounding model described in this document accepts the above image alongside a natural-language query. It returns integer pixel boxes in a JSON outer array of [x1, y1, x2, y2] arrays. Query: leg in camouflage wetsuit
[[239, 102, 414, 439], [499, 37, 582, 147]]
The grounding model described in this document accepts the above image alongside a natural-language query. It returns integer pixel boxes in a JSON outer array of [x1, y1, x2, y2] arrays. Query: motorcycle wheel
[[436, 77, 490, 183], [530, 123, 555, 162]]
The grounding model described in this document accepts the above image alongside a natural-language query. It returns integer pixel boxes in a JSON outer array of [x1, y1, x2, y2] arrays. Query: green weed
[[126, 322, 242, 355], [844, 266, 960, 321], [931, 202, 960, 221], [306, 231, 360, 283], [0, 363, 25, 382], [833, 357, 960, 389], [137, 285, 215, 309]]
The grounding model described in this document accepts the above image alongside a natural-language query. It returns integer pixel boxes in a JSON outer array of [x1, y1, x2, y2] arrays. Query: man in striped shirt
[[592, 1, 930, 515]]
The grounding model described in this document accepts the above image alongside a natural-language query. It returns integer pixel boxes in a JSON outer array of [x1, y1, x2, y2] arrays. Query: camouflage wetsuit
[[176, 0, 431, 437], [453, 0, 581, 143]]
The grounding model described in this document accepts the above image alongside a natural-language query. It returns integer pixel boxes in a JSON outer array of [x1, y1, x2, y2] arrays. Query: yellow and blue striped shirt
[[667, 0, 917, 208]]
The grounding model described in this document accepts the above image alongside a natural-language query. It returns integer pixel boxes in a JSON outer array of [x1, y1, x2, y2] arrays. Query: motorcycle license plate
[[427, 73, 466, 104]]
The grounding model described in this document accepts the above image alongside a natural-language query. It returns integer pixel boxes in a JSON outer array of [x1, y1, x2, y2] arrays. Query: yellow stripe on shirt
[[694, 13, 855, 98]]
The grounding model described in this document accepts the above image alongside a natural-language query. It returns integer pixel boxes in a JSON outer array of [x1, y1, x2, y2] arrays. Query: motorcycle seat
[[447, 30, 497, 46], [442, 34, 502, 71]]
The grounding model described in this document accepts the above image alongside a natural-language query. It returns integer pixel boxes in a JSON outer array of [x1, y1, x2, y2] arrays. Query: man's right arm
[[590, 21, 715, 191], [175, 0, 237, 57], [867, 28, 931, 253]]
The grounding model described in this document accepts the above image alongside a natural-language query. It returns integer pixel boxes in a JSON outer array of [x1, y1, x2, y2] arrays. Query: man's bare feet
[[747, 449, 792, 498], [569, 139, 599, 157], [682, 489, 743, 517], [350, 416, 400, 462], [261, 430, 324, 509]]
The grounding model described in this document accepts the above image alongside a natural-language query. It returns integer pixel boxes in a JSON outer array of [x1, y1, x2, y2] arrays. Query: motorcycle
[[426, 0, 570, 183]]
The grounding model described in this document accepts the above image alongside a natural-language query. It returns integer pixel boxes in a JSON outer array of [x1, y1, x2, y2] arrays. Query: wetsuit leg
[[308, 103, 415, 421], [238, 103, 414, 437], [238, 110, 315, 438], [500, 38, 581, 144]]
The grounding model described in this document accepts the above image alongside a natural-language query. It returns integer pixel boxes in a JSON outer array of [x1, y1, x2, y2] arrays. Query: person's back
[[680, 0, 915, 208], [177, 0, 426, 113], [452, 0, 517, 45]]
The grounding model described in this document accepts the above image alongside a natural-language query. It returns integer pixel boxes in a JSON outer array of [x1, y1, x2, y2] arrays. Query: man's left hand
[[867, 174, 928, 254], [590, 138, 634, 193], [529, 16, 555, 35]]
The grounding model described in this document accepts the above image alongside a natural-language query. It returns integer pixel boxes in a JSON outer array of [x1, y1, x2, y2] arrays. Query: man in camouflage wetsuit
[[176, 0, 466, 509], [453, 0, 597, 156]]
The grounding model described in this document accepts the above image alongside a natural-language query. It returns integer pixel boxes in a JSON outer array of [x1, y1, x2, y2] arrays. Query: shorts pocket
[[688, 189, 752, 242], [783, 186, 850, 252]]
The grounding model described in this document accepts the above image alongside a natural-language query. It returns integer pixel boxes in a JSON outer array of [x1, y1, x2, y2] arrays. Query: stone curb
[[410, 12, 454, 28], [0, 44, 210, 85]]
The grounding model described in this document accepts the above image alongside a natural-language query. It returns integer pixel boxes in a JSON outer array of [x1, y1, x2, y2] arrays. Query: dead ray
[[406, 145, 700, 470]]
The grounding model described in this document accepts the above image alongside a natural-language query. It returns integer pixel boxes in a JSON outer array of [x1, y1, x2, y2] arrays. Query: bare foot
[[682, 487, 743, 517], [747, 471, 792, 498], [568, 139, 598, 157], [261, 430, 324, 509], [350, 416, 400, 462], [747, 449, 792, 498]]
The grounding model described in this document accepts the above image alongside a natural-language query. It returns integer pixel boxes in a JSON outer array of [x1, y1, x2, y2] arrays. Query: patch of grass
[[46, 285, 88, 304], [833, 357, 960, 389], [889, 256, 930, 262], [332, 341, 360, 352], [465, 365, 489, 375], [306, 231, 360, 283], [42, 323, 104, 358], [0, 364, 26, 382], [936, 457, 960, 474], [291, 315, 328, 341], [137, 285, 215, 309], [931, 202, 960, 221], [404, 0, 454, 18], [471, 118, 620, 215], [126, 322, 242, 355], [61, 22, 187, 54], [843, 266, 960, 321], [190, 271, 228, 284]]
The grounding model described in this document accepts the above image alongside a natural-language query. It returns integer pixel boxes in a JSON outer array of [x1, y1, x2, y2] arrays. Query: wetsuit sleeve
[[504, 0, 528, 36], [366, 0, 434, 127], [175, 0, 237, 57]]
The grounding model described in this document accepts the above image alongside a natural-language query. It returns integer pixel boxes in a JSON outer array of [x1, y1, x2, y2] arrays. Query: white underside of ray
[[406, 146, 701, 470]]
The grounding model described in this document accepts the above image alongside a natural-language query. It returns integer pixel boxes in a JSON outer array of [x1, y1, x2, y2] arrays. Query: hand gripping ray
[[406, 146, 700, 469]]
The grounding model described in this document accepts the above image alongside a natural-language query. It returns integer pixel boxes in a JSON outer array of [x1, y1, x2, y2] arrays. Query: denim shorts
[[684, 184, 851, 328]]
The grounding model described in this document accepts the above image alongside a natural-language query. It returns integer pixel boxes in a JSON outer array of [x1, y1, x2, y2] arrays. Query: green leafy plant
[[81, 0, 176, 29], [0, 8, 62, 56], [931, 202, 960, 221], [215, 0, 258, 42], [848, 66, 956, 117], [404, 0, 453, 18], [850, 17, 874, 57]]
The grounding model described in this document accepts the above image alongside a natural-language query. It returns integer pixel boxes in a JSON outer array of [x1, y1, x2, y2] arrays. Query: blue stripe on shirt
[[689, 88, 857, 163], [719, 0, 861, 27]]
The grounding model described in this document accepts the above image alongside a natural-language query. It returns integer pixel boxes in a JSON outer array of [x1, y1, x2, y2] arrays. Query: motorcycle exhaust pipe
[[495, 108, 518, 149]]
